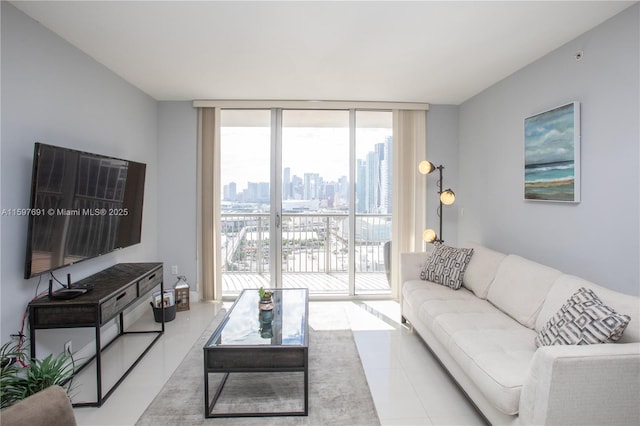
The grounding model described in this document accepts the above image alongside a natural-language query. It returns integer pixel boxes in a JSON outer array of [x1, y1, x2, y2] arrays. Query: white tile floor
[[72, 300, 486, 426]]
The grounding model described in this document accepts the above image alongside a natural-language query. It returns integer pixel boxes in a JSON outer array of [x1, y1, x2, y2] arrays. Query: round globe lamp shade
[[418, 161, 436, 175], [440, 189, 456, 205], [422, 229, 437, 243]]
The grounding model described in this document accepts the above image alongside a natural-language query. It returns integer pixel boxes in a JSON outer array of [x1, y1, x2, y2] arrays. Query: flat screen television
[[24, 143, 146, 279]]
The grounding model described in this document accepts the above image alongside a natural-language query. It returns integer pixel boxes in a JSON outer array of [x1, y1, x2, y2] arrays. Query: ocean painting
[[524, 102, 580, 202]]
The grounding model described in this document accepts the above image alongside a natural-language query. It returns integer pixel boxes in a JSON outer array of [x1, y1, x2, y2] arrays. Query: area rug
[[135, 308, 380, 426]]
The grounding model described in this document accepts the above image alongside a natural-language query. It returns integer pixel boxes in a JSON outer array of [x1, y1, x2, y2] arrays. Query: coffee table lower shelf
[[204, 348, 309, 418]]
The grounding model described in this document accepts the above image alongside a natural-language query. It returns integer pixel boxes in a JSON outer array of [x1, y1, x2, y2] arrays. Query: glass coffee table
[[203, 288, 309, 418]]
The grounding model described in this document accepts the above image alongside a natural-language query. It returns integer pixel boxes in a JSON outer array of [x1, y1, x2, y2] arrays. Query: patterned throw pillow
[[420, 243, 474, 290], [535, 287, 631, 347]]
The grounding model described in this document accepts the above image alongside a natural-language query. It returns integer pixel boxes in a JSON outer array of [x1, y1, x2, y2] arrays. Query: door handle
[[276, 213, 281, 228]]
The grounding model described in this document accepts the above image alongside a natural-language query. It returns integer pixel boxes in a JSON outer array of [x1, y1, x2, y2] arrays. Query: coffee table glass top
[[205, 288, 308, 348]]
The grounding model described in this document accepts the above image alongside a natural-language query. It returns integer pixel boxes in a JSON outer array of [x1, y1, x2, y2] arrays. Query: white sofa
[[401, 242, 640, 425]]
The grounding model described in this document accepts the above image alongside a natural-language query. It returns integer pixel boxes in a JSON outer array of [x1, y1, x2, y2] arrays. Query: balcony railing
[[221, 213, 391, 295]]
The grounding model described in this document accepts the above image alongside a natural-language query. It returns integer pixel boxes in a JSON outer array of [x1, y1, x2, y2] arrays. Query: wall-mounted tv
[[24, 143, 146, 279]]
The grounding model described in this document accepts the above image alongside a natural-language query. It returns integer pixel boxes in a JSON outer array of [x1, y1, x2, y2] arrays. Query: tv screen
[[24, 143, 146, 279]]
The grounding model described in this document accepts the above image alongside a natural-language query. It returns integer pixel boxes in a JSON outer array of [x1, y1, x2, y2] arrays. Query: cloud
[[525, 104, 576, 165]]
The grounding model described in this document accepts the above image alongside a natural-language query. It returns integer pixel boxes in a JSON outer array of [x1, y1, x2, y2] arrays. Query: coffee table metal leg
[[304, 363, 309, 415], [205, 370, 308, 418], [206, 372, 230, 418]]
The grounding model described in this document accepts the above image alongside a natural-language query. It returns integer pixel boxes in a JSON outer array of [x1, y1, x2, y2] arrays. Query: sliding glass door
[[354, 111, 393, 295], [220, 108, 392, 297], [281, 110, 350, 293], [220, 110, 273, 293]]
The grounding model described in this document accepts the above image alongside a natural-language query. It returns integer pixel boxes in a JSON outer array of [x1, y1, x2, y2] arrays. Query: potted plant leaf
[[1, 340, 75, 409], [258, 286, 273, 302]]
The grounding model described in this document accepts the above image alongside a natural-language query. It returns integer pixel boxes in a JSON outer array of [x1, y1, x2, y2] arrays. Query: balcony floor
[[222, 272, 391, 296]]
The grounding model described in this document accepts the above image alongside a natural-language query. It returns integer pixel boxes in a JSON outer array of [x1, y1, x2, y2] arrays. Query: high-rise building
[[356, 159, 366, 213], [258, 182, 270, 203], [303, 173, 321, 200], [381, 136, 392, 213], [223, 182, 237, 201], [245, 182, 258, 202], [338, 175, 349, 209], [354, 136, 393, 214], [283, 167, 291, 200], [365, 150, 381, 213]]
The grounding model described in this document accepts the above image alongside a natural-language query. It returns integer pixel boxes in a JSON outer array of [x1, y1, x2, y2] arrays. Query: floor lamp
[[418, 160, 455, 243]]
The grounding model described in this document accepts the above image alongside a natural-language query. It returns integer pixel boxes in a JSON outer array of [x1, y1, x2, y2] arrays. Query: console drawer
[[138, 267, 163, 295], [100, 283, 137, 324]]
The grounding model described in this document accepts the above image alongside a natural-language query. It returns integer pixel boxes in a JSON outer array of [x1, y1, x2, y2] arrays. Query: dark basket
[[152, 304, 177, 323]]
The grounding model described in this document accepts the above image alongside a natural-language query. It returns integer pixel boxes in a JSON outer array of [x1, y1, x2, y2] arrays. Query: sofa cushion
[[410, 281, 537, 415], [416, 287, 537, 416], [536, 275, 640, 343], [448, 327, 537, 415], [487, 255, 562, 329], [462, 242, 507, 299], [402, 279, 446, 324], [415, 285, 494, 332], [420, 243, 474, 290], [535, 287, 631, 346]]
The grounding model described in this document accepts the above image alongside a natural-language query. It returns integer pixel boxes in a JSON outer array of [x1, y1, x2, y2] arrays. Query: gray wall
[[0, 3, 160, 342], [457, 4, 639, 295]]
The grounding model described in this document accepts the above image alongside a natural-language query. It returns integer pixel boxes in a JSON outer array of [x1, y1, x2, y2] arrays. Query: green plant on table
[[258, 286, 273, 300]]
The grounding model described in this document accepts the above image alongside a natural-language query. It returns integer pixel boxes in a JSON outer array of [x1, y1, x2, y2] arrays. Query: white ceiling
[[11, 1, 635, 105]]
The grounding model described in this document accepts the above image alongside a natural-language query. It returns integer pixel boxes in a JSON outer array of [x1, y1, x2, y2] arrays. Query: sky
[[524, 102, 577, 166]]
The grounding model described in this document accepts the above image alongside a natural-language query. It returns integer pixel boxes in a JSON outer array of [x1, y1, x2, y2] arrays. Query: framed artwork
[[524, 102, 580, 202]]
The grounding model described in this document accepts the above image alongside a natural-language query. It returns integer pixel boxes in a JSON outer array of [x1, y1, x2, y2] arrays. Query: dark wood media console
[[28, 262, 164, 407]]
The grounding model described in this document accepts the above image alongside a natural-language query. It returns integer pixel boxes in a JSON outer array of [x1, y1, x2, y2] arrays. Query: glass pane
[[220, 110, 271, 295], [355, 111, 393, 295], [281, 110, 350, 294], [206, 289, 308, 347]]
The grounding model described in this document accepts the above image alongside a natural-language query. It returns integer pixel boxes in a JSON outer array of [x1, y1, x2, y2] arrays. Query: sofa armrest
[[400, 251, 431, 284], [519, 342, 640, 425]]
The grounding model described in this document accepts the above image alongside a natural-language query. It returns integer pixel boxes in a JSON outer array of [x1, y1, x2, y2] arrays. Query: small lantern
[[174, 275, 190, 312]]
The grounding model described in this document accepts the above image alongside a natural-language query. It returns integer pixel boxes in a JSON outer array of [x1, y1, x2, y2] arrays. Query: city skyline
[[223, 135, 392, 214], [220, 126, 392, 189]]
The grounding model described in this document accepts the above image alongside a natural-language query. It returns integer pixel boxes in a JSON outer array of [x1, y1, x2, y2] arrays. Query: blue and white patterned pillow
[[420, 243, 474, 290], [535, 287, 631, 347]]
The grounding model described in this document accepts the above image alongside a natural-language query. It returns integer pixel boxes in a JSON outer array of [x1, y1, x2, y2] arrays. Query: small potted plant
[[258, 287, 274, 311], [258, 287, 272, 302]]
